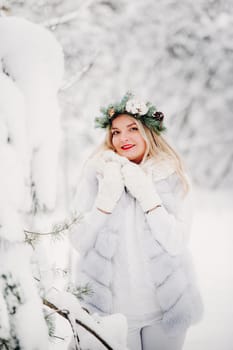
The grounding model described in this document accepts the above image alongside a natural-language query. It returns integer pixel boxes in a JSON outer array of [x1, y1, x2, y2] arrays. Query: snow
[[0, 290, 10, 340], [183, 187, 233, 350], [0, 245, 49, 349], [0, 16, 64, 213], [0, 72, 28, 224], [0, 16, 64, 350], [47, 289, 129, 350]]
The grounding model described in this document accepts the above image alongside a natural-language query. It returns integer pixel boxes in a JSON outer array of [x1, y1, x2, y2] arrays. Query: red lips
[[121, 144, 134, 150]]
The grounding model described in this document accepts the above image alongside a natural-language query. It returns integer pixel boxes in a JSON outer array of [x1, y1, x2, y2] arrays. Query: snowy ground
[[48, 187, 233, 350], [183, 187, 233, 350]]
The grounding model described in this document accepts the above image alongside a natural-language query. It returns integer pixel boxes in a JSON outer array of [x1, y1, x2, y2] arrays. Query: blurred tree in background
[[1, 0, 233, 196]]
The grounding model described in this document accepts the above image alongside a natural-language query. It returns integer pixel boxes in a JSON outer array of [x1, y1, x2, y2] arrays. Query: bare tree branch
[[43, 298, 114, 350], [60, 51, 99, 92], [43, 298, 80, 350], [41, 0, 94, 28]]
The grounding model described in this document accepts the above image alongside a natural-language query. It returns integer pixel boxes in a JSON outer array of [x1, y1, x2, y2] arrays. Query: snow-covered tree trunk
[[0, 16, 64, 348], [0, 74, 49, 348]]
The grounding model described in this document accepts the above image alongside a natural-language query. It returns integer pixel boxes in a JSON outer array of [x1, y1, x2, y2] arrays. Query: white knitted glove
[[95, 161, 124, 213], [101, 150, 129, 166], [121, 162, 162, 212]]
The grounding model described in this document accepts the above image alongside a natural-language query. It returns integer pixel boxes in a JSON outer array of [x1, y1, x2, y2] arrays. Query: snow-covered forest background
[[0, 0, 233, 349]]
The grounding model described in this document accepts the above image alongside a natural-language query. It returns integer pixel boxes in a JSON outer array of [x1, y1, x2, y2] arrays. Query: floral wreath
[[94, 92, 166, 135]]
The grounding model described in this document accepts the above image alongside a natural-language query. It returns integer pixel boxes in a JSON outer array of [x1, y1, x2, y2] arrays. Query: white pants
[[127, 314, 187, 350]]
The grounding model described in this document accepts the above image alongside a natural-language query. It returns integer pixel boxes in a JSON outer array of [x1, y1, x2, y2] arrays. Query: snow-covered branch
[[60, 52, 99, 91], [42, 0, 95, 28], [43, 298, 81, 350], [44, 290, 128, 350], [44, 298, 112, 349]]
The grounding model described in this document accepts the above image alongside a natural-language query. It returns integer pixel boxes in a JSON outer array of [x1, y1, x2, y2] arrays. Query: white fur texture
[[70, 152, 204, 336]]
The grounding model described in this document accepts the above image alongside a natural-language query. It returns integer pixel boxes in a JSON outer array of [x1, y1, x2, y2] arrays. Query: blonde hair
[[92, 115, 190, 194]]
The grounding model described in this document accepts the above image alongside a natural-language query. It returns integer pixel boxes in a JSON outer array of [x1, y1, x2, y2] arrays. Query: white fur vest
[[70, 153, 204, 336]]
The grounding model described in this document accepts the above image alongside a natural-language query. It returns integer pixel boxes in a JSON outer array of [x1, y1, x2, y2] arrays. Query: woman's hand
[[95, 160, 124, 213], [121, 162, 162, 212]]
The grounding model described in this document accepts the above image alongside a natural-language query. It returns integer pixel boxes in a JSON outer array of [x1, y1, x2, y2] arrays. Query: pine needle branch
[[24, 212, 83, 246], [67, 282, 94, 301]]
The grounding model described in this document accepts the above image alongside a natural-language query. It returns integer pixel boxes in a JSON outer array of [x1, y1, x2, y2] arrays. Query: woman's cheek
[[112, 137, 118, 150]]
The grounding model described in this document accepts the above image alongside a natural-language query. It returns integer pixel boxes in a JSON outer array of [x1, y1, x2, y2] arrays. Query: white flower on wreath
[[125, 99, 148, 115]]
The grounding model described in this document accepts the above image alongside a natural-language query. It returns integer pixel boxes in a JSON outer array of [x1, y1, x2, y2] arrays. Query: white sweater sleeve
[[69, 160, 109, 254], [145, 174, 193, 256]]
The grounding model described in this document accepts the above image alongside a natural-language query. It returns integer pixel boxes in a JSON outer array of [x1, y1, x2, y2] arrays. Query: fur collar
[[90, 151, 176, 182], [140, 157, 176, 182]]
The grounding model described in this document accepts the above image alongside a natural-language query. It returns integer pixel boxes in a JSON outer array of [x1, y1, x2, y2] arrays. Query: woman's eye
[[130, 127, 138, 131], [112, 130, 119, 136]]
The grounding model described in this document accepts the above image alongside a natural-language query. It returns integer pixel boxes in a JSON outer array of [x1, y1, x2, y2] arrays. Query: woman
[[70, 93, 203, 350]]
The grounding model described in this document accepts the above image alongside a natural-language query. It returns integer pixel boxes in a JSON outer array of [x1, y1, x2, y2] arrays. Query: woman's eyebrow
[[127, 122, 137, 127], [111, 122, 136, 130]]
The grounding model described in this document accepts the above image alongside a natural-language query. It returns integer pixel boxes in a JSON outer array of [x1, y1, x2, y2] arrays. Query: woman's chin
[[127, 155, 143, 164], [117, 149, 144, 163]]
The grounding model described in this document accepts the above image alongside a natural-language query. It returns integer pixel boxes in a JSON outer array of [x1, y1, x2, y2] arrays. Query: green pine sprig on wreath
[[94, 92, 166, 135]]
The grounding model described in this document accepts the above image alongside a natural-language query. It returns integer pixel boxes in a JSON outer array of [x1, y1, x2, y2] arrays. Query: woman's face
[[111, 114, 147, 164]]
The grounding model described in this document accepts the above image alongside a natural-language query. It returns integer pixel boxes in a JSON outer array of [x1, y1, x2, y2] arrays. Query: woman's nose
[[120, 131, 129, 142]]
